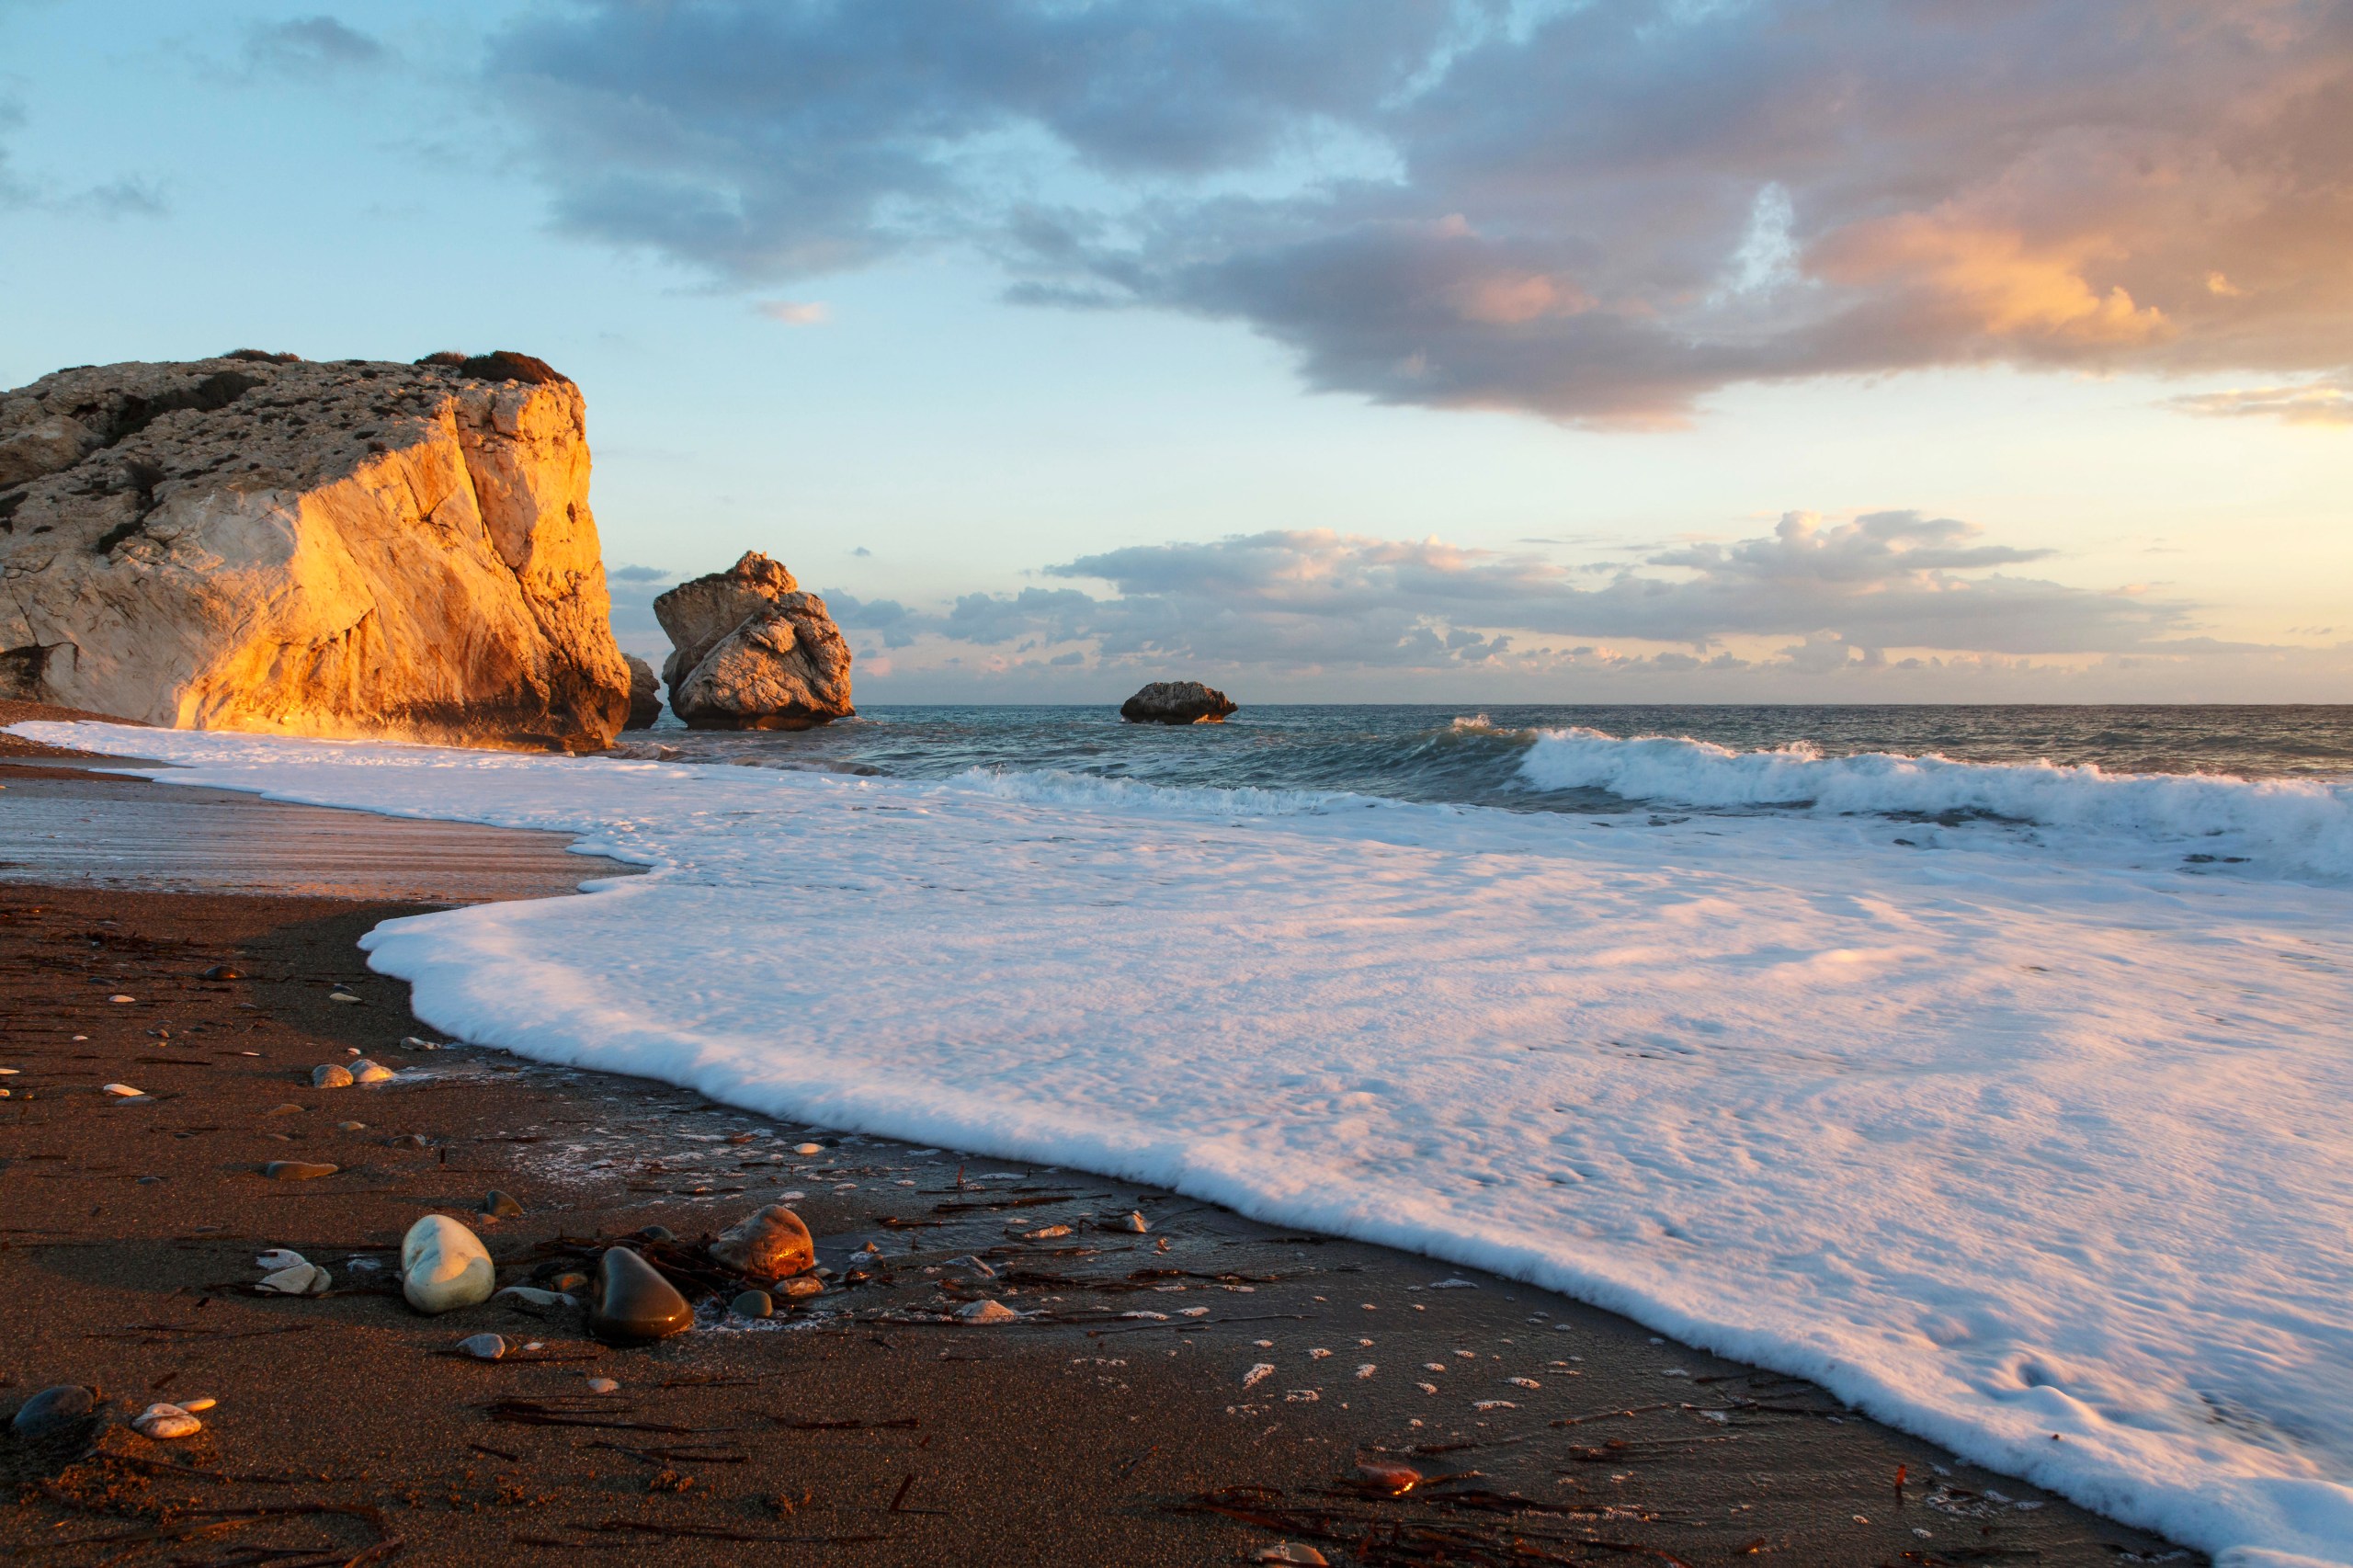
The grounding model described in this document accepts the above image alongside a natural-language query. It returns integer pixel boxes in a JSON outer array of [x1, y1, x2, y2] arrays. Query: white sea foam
[[17, 718, 2353, 1566], [1518, 726, 2353, 881]]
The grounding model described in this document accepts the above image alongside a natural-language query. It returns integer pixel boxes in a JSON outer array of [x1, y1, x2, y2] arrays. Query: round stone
[[482, 1190, 524, 1220], [778, 1276, 824, 1301], [263, 1161, 338, 1181], [10, 1385, 95, 1437], [588, 1247, 694, 1345], [336, 1120, 366, 1131], [731, 1290, 774, 1319], [312, 1064, 353, 1088], [455, 1333, 506, 1361], [201, 964, 243, 981], [585, 1377, 620, 1394], [401, 1214, 494, 1314], [952, 1299, 1020, 1324], [547, 1271, 588, 1294], [349, 1060, 395, 1084], [709, 1205, 813, 1282]]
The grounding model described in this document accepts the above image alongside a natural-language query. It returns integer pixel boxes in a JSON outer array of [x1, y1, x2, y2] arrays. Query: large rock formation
[[0, 350, 631, 750], [1120, 680, 1237, 724], [621, 653, 663, 730], [654, 551, 853, 730]]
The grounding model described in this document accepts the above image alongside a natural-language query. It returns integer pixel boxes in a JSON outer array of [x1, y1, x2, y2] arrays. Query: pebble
[[0, 1067, 19, 1075], [1115, 1210, 1150, 1233], [9, 1385, 94, 1437], [256, 1248, 308, 1271], [1257, 1544, 1329, 1565], [257, 1262, 331, 1296], [401, 1214, 495, 1314], [133, 1403, 202, 1440], [793, 1142, 824, 1155], [349, 1060, 396, 1085], [387, 1133, 428, 1148], [401, 1037, 441, 1051], [953, 1300, 1021, 1325], [635, 1225, 676, 1244], [1242, 1363, 1276, 1389], [266, 1104, 304, 1118], [945, 1255, 997, 1278], [336, 1120, 367, 1131], [482, 1190, 525, 1220], [588, 1247, 694, 1344], [709, 1204, 813, 1281], [1018, 1223, 1073, 1241], [101, 1083, 144, 1097], [455, 1333, 506, 1361], [263, 1161, 338, 1181], [179, 1397, 218, 1413], [201, 965, 243, 981], [328, 990, 362, 1005], [777, 1276, 824, 1301], [311, 1064, 353, 1088], [731, 1290, 774, 1319], [1357, 1459, 1421, 1494], [585, 1377, 620, 1394], [547, 1271, 588, 1294], [108, 994, 135, 1004], [493, 1286, 570, 1308]]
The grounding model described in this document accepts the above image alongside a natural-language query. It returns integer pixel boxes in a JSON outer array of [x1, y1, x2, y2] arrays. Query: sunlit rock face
[[654, 551, 854, 730], [0, 350, 631, 752]]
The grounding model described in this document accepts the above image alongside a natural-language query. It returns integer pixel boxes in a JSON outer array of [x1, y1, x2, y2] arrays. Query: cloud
[[828, 510, 2195, 677], [2163, 375, 2353, 426], [608, 563, 674, 583], [754, 300, 829, 325], [244, 17, 387, 75], [484, 1, 2353, 426], [0, 95, 165, 217]]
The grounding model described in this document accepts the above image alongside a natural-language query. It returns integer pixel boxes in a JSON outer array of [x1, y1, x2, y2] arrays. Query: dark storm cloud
[[487, 0, 2353, 424], [828, 512, 2193, 673]]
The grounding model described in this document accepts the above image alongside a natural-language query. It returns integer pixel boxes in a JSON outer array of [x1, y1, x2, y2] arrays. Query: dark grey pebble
[[10, 1385, 95, 1438], [201, 965, 243, 981], [588, 1248, 694, 1345], [731, 1290, 774, 1319], [634, 1225, 675, 1244]]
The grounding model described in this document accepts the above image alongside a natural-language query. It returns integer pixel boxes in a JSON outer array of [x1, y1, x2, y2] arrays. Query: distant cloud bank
[[488, 0, 2353, 426]]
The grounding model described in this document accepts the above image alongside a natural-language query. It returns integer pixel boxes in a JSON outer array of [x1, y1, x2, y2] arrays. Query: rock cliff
[[654, 552, 853, 730], [0, 351, 631, 751]]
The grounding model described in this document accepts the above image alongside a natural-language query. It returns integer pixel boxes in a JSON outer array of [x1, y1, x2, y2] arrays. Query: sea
[[19, 706, 2353, 1567]]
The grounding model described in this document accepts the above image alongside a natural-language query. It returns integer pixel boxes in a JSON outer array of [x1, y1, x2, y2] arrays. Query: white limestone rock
[[0, 351, 630, 751], [401, 1213, 495, 1315]]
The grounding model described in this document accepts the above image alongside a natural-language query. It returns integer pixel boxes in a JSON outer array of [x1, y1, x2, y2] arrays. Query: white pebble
[[133, 1403, 200, 1439], [101, 1083, 144, 1096], [1242, 1363, 1275, 1389]]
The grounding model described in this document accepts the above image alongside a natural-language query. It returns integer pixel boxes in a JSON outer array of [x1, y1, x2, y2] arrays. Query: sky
[[2, 0, 2347, 703]]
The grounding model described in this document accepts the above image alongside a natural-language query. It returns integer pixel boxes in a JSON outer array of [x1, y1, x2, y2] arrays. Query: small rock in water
[[731, 1290, 774, 1319], [1357, 1459, 1422, 1494], [201, 964, 243, 981], [777, 1276, 824, 1301], [588, 1247, 694, 1344], [455, 1333, 506, 1361], [482, 1189, 524, 1219], [10, 1385, 95, 1437], [263, 1161, 338, 1181], [256, 1262, 331, 1295], [709, 1204, 813, 1281], [327, 990, 362, 1005], [349, 1059, 395, 1084], [133, 1403, 202, 1440], [1256, 1544, 1328, 1565], [402, 1214, 495, 1315], [100, 1083, 144, 1097], [585, 1377, 620, 1394], [312, 1064, 353, 1088], [952, 1299, 1020, 1325]]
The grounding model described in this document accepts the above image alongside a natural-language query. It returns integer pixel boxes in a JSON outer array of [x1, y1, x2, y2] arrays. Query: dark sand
[[0, 722, 2200, 1567]]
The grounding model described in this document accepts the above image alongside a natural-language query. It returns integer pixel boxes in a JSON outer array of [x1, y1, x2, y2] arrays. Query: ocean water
[[19, 710, 2353, 1568]]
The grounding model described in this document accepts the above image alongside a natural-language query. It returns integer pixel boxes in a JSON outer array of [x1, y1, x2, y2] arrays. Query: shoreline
[[0, 721, 2199, 1565]]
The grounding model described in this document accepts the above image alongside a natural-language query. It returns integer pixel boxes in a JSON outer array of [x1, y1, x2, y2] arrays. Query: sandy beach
[[0, 718, 2194, 1566]]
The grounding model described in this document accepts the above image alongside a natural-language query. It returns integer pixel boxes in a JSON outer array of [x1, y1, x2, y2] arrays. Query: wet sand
[[0, 720, 2199, 1566]]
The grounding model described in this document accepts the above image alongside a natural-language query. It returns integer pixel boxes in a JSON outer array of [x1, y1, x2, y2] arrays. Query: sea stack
[[0, 350, 631, 751], [1120, 680, 1237, 724], [653, 551, 854, 730]]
